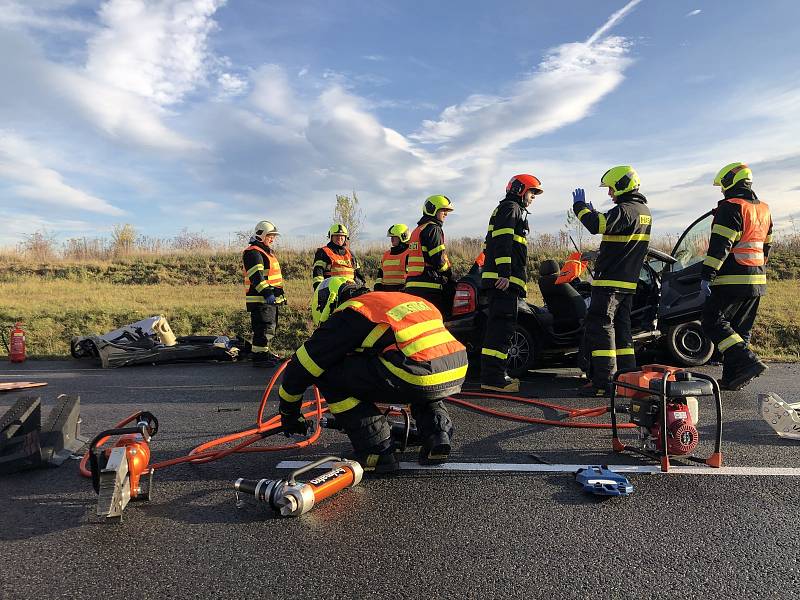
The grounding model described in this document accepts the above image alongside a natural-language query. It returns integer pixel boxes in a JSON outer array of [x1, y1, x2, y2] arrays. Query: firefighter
[[700, 162, 771, 390], [480, 174, 542, 392], [278, 277, 466, 472], [572, 166, 651, 396], [311, 224, 366, 290], [374, 224, 410, 291], [404, 195, 455, 314], [243, 220, 286, 366]]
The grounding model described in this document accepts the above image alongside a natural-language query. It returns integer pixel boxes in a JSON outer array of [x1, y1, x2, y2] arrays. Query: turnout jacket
[[242, 241, 286, 310], [278, 292, 468, 415], [481, 194, 530, 297], [701, 186, 772, 297], [374, 242, 409, 291], [312, 242, 366, 290], [405, 216, 452, 291], [573, 191, 651, 294]]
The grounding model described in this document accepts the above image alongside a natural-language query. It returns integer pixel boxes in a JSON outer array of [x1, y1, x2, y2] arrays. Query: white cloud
[[0, 0, 98, 33], [686, 9, 702, 17], [217, 72, 248, 98]]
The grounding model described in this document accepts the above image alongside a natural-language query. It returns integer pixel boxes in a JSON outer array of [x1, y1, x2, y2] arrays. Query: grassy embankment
[[0, 248, 798, 360]]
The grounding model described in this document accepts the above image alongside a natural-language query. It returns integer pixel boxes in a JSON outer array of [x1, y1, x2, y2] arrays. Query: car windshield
[[671, 212, 713, 271]]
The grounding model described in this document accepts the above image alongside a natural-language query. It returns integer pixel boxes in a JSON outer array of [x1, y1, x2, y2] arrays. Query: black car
[[445, 211, 717, 377]]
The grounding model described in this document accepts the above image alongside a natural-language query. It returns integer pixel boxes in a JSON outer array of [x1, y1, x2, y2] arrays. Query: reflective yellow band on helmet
[[616, 348, 635, 356], [327, 396, 361, 414], [492, 228, 515, 237], [718, 333, 744, 352], [703, 256, 724, 269], [379, 358, 467, 387], [481, 348, 508, 360], [279, 386, 303, 403], [513, 235, 527, 245], [592, 279, 638, 289], [396, 319, 444, 343], [383, 259, 401, 266], [361, 323, 390, 349], [576, 208, 591, 220], [601, 233, 650, 243], [428, 244, 446, 256], [711, 274, 767, 285], [591, 349, 616, 357], [495, 256, 511, 265], [597, 214, 607, 234], [296, 345, 324, 377], [405, 281, 443, 290], [246, 264, 263, 276], [255, 280, 269, 292], [402, 331, 455, 357], [711, 224, 740, 241]]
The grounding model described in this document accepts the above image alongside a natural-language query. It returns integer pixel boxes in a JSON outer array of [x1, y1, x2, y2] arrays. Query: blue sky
[[1, 0, 799, 247]]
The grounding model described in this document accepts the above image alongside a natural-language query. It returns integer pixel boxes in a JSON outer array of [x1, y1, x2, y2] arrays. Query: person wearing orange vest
[[700, 162, 773, 391], [312, 223, 366, 290], [278, 277, 467, 472], [243, 220, 286, 367], [374, 224, 410, 291], [404, 195, 455, 314]]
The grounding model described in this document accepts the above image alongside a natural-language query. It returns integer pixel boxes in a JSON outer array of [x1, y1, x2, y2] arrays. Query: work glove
[[281, 412, 310, 436], [572, 188, 586, 205], [700, 280, 712, 298], [263, 293, 276, 305]]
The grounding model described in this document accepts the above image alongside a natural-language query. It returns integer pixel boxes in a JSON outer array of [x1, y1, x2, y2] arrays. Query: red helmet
[[506, 174, 543, 197]]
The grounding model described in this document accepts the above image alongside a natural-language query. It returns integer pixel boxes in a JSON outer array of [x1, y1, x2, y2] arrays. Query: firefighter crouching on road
[[243, 220, 286, 367], [480, 174, 542, 393], [278, 277, 467, 472], [312, 224, 366, 290], [572, 166, 651, 396], [700, 162, 771, 391], [374, 224, 410, 291]]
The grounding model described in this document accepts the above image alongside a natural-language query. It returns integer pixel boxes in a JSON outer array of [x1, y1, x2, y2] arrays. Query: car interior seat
[[537, 259, 587, 331]]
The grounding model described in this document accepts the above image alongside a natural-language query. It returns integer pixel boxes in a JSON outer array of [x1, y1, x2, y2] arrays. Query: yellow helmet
[[328, 223, 349, 238], [713, 162, 752, 191], [423, 195, 454, 217], [310, 276, 351, 327], [600, 166, 640, 196], [253, 220, 279, 241], [386, 223, 410, 243]]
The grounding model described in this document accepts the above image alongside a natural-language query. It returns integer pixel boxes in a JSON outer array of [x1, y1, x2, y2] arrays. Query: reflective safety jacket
[[573, 191, 651, 294], [701, 187, 772, 297], [243, 242, 286, 310], [278, 292, 468, 412], [481, 196, 529, 297], [405, 217, 452, 291], [375, 243, 409, 291], [312, 242, 365, 289]]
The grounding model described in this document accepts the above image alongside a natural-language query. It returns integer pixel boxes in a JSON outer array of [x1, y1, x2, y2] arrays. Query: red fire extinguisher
[[9, 322, 26, 363]]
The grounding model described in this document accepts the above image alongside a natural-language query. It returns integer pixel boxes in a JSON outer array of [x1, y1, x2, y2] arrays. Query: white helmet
[[254, 220, 279, 242]]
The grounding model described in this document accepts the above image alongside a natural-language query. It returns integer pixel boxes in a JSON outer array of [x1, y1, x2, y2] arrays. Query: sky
[[1, 0, 799, 248]]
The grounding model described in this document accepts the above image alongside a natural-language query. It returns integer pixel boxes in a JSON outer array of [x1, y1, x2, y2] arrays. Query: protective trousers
[[701, 293, 761, 379], [480, 289, 518, 384], [314, 354, 454, 457], [250, 304, 278, 354], [585, 289, 635, 389]]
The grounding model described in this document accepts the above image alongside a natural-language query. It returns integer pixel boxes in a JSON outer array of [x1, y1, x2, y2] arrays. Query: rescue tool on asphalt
[[759, 392, 800, 440], [575, 466, 634, 497]]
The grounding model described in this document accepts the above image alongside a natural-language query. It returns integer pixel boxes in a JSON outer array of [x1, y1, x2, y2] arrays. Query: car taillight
[[452, 283, 476, 316]]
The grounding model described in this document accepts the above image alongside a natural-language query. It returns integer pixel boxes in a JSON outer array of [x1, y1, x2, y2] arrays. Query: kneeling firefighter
[[278, 277, 467, 472]]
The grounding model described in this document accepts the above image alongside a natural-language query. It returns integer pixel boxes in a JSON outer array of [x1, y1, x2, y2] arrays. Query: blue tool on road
[[575, 465, 633, 496]]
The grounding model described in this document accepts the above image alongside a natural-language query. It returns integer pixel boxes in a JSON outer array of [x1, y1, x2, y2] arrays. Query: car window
[[671, 213, 713, 271]]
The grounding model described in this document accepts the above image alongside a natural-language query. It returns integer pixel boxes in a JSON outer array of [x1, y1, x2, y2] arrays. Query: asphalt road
[[1, 359, 799, 600]]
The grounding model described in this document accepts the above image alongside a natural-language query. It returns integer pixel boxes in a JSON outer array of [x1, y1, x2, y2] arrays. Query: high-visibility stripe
[[395, 319, 444, 343], [383, 259, 402, 266], [313, 260, 327, 268], [327, 396, 361, 414], [296, 345, 324, 377], [401, 331, 454, 357], [252, 345, 269, 352], [577, 208, 591, 220], [279, 386, 302, 403], [405, 281, 443, 290], [711, 224, 740, 241], [482, 271, 498, 279], [703, 255, 724, 269], [597, 214, 607, 234], [711, 274, 767, 286], [313, 276, 324, 283], [509, 276, 526, 290], [591, 279, 637, 290], [267, 274, 283, 282], [601, 233, 650, 243], [428, 244, 446, 256], [765, 234, 773, 243], [616, 348, 635, 356], [255, 280, 269, 292], [246, 295, 265, 303], [734, 241, 764, 250], [495, 256, 511, 265], [492, 227, 515, 238], [407, 256, 425, 262], [379, 358, 467, 387], [335, 300, 364, 313], [718, 333, 744, 352], [481, 348, 508, 360], [246, 264, 263, 276], [513, 235, 527, 245], [375, 278, 383, 284], [406, 266, 425, 273], [361, 323, 390, 348], [592, 349, 616, 357]]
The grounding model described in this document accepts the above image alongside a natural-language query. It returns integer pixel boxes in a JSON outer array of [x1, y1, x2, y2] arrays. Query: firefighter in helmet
[[700, 162, 771, 390], [311, 224, 366, 290], [278, 277, 467, 472], [374, 224, 410, 291], [242, 220, 286, 366]]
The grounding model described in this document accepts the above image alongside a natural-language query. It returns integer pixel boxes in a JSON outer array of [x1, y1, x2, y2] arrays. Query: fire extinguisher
[[9, 322, 26, 363]]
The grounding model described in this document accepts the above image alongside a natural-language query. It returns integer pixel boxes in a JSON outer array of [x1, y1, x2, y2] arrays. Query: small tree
[[111, 223, 137, 257], [333, 190, 365, 242], [19, 230, 57, 261]]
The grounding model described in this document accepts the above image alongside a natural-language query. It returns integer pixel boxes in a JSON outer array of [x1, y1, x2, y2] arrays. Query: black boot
[[411, 401, 454, 465], [721, 359, 768, 391]]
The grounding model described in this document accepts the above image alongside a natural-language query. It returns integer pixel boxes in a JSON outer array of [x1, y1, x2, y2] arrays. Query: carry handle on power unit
[[609, 365, 722, 472]]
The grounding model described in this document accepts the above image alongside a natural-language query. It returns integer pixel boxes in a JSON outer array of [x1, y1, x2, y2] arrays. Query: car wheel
[[666, 321, 714, 367], [506, 324, 537, 378]]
